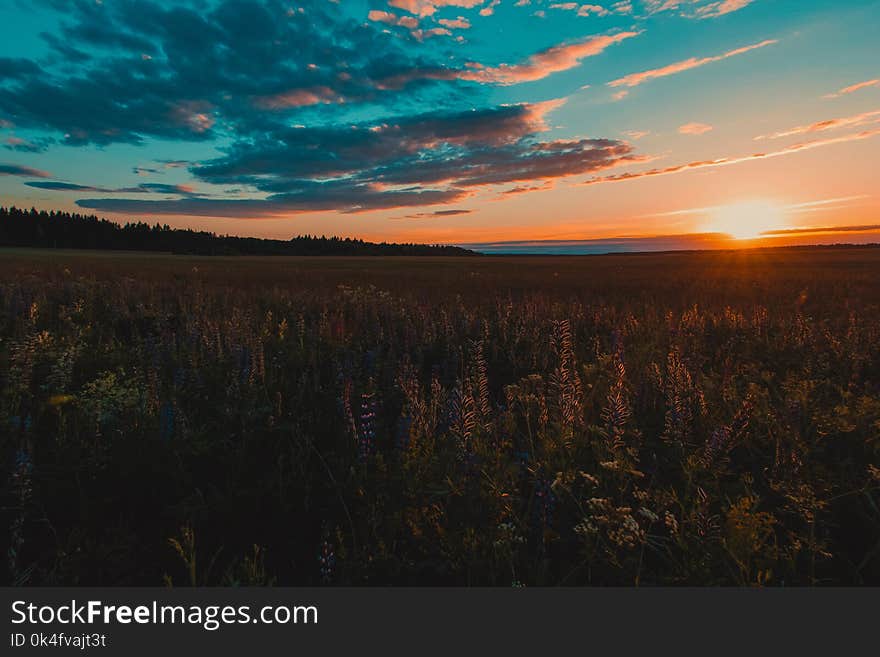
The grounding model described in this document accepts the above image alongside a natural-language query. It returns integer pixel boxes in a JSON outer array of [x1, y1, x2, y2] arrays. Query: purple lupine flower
[[318, 539, 336, 584], [8, 448, 34, 583], [357, 390, 377, 462]]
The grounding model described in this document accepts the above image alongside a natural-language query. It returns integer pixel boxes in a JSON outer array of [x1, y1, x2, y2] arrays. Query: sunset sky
[[0, 0, 878, 252]]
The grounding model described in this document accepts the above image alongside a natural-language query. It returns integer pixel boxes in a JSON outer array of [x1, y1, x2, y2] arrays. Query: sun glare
[[706, 201, 789, 240]]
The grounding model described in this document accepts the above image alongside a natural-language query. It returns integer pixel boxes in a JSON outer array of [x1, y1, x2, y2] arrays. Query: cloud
[[755, 110, 880, 140], [437, 16, 471, 28], [0, 163, 51, 178], [139, 183, 199, 195], [760, 224, 880, 237], [26, 181, 199, 195], [25, 181, 111, 192], [583, 127, 880, 185], [133, 166, 161, 176], [692, 0, 756, 19], [643, 0, 683, 13], [254, 86, 345, 110], [7, 1, 804, 223], [823, 79, 880, 99], [367, 9, 420, 29], [1, 0, 474, 146], [193, 100, 566, 182], [608, 39, 777, 88], [479, 0, 501, 17], [387, 0, 485, 17], [497, 181, 555, 196], [461, 31, 640, 84], [646, 195, 869, 219], [376, 31, 639, 88], [410, 27, 453, 41], [549, 4, 611, 17], [77, 185, 472, 217], [75, 100, 640, 216], [2, 0, 638, 154], [3, 135, 55, 153], [643, 0, 757, 19], [403, 209, 473, 218], [678, 122, 713, 135], [784, 195, 870, 213], [0, 58, 41, 79]]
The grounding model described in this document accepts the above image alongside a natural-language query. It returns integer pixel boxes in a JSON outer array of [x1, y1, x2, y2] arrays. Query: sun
[[705, 200, 789, 240]]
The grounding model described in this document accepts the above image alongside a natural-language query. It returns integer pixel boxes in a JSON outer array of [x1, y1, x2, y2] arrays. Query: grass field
[[2, 247, 880, 585]]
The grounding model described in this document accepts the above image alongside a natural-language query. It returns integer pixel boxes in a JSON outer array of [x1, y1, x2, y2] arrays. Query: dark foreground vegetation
[[2, 247, 879, 586], [0, 206, 475, 256]]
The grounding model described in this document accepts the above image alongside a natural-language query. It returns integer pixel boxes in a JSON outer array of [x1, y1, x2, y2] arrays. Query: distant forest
[[0, 206, 477, 256]]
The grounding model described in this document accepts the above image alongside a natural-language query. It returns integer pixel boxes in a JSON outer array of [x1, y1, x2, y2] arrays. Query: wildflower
[[8, 448, 34, 583], [357, 387, 378, 462], [638, 507, 659, 523], [664, 511, 679, 535], [578, 471, 600, 487], [318, 539, 336, 584]]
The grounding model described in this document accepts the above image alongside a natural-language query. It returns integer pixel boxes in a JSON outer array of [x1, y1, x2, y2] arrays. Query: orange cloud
[[762, 224, 880, 237], [255, 86, 343, 110], [378, 31, 639, 88], [368, 10, 420, 29], [679, 122, 713, 135], [755, 109, 880, 140], [583, 127, 880, 185], [388, 0, 484, 17], [693, 0, 756, 19], [550, 3, 611, 16], [460, 31, 639, 84], [608, 39, 777, 88], [823, 78, 880, 99], [169, 101, 215, 133], [644, 0, 756, 19], [438, 16, 471, 28], [411, 27, 453, 41]]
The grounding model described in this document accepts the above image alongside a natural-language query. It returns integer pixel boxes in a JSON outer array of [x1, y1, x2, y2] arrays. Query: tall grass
[[1, 249, 879, 585]]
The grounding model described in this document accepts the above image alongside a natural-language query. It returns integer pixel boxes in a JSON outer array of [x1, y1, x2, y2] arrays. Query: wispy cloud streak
[[583, 127, 880, 185], [824, 79, 880, 99], [755, 110, 880, 140], [608, 39, 777, 89]]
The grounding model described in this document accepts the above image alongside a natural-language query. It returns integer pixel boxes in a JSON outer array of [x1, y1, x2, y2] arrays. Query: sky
[[0, 0, 878, 252]]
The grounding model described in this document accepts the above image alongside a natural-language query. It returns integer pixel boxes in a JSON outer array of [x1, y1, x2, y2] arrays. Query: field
[[2, 247, 880, 586]]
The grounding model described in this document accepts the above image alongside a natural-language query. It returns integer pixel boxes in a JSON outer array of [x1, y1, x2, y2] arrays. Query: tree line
[[0, 206, 477, 256]]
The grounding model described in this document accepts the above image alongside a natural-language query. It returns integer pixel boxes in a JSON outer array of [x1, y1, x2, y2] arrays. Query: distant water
[[461, 234, 728, 255], [461, 232, 880, 255]]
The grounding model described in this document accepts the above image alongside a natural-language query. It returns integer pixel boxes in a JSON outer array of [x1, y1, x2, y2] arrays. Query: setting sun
[[705, 201, 789, 240]]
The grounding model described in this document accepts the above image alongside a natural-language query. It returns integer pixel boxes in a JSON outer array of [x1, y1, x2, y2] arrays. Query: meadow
[[2, 246, 879, 586]]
